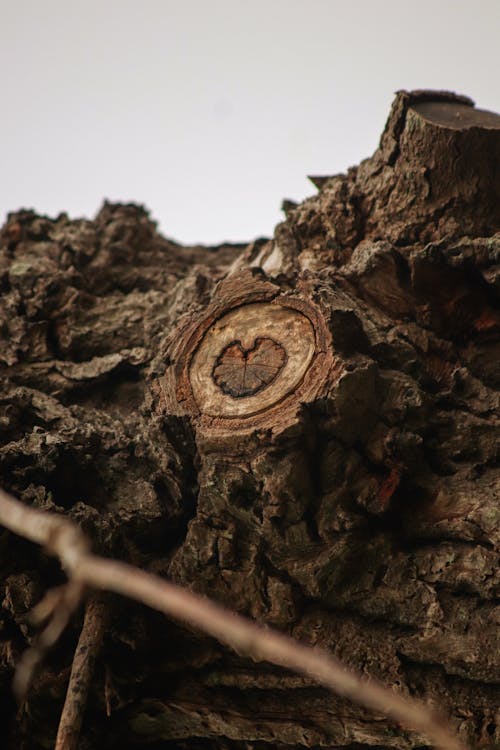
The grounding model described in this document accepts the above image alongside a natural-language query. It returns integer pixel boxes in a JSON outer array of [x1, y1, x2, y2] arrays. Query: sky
[[1, 0, 499, 245]]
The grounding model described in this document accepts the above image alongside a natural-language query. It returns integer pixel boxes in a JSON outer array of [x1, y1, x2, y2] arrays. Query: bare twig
[[0, 487, 466, 750], [14, 581, 85, 699], [55, 594, 107, 750]]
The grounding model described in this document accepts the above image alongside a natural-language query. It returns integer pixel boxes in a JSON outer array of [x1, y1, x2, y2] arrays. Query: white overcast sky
[[1, 1, 499, 245]]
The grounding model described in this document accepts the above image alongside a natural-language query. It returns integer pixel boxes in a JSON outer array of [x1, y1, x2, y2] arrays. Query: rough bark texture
[[0, 90, 499, 749]]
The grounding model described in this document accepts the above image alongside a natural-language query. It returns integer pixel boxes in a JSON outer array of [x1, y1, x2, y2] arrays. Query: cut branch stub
[[190, 302, 316, 418], [161, 280, 336, 441], [355, 90, 500, 243]]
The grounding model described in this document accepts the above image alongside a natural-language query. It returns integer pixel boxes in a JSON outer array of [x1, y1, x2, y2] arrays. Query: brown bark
[[0, 90, 499, 749]]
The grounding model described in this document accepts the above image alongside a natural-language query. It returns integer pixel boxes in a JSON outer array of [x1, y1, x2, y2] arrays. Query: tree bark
[[0, 90, 499, 749]]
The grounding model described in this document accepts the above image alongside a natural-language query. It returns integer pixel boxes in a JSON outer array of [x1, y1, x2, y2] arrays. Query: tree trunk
[[0, 90, 499, 749]]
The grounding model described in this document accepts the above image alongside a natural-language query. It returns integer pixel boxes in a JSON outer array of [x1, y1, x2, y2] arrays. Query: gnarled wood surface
[[0, 90, 499, 749]]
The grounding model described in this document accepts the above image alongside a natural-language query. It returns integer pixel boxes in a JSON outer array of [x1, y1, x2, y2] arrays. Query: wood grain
[[212, 337, 287, 398]]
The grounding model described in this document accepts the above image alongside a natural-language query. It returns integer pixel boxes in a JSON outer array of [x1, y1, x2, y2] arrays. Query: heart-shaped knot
[[212, 337, 287, 398]]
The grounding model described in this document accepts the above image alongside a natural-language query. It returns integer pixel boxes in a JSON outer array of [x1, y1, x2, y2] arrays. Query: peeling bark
[[0, 90, 499, 749]]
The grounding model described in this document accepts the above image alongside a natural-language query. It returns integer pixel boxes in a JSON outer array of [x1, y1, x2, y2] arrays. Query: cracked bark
[[0, 90, 499, 749]]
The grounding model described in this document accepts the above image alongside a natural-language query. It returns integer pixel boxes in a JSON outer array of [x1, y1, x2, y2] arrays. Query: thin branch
[[0, 487, 466, 750], [55, 594, 107, 750], [14, 582, 85, 699]]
